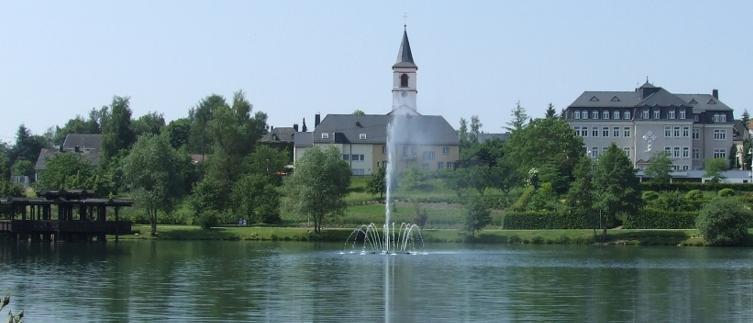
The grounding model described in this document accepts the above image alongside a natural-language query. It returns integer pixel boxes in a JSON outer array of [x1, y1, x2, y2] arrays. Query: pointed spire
[[393, 26, 416, 69]]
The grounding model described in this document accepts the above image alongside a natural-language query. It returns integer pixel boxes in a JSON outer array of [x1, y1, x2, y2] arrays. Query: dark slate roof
[[675, 94, 732, 112], [478, 133, 509, 143], [260, 127, 296, 144], [34, 149, 100, 171], [312, 113, 458, 145], [637, 88, 688, 107], [393, 28, 417, 69], [569, 91, 640, 108], [62, 134, 102, 151], [294, 132, 313, 148], [639, 80, 657, 89]]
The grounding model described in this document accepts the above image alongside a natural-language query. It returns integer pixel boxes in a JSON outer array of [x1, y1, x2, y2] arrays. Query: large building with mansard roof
[[565, 81, 735, 178]]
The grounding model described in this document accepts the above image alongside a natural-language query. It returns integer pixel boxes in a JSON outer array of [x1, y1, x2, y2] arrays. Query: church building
[[293, 27, 460, 175]]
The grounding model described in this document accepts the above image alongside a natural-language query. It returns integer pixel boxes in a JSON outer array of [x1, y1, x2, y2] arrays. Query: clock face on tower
[[401, 91, 407, 97]]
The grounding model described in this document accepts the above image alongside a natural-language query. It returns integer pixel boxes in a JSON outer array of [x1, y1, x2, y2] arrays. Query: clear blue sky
[[1, 0, 752, 143]]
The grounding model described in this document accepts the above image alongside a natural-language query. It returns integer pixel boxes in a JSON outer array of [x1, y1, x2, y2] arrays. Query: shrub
[[196, 210, 220, 230], [511, 186, 534, 211], [623, 208, 698, 229], [503, 210, 612, 229], [642, 191, 660, 202], [655, 191, 687, 211], [641, 183, 753, 192], [684, 189, 705, 210], [696, 198, 753, 246], [718, 188, 735, 197]]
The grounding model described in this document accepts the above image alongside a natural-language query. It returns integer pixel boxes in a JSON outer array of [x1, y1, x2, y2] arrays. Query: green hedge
[[641, 183, 753, 192], [503, 211, 607, 229], [623, 208, 698, 229]]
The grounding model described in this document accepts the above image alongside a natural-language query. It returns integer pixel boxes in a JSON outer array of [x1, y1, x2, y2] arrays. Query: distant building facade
[[566, 82, 735, 175], [293, 27, 460, 175], [35, 134, 102, 181]]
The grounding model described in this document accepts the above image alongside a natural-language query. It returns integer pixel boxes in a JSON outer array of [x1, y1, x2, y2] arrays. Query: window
[[623, 127, 631, 137], [351, 154, 362, 161], [682, 165, 689, 171], [693, 128, 700, 140], [423, 151, 436, 161], [602, 127, 609, 137], [603, 111, 609, 119], [713, 114, 727, 123], [613, 111, 620, 120], [352, 168, 365, 175], [574, 126, 580, 136], [624, 111, 631, 119], [359, 133, 367, 140], [714, 149, 727, 159], [592, 127, 599, 137], [582, 127, 588, 137], [694, 114, 700, 122], [664, 146, 671, 155], [592, 111, 599, 119], [642, 110, 650, 119], [673, 147, 680, 158], [682, 147, 689, 158], [654, 110, 661, 119], [673, 126, 680, 137], [342, 154, 349, 160], [668, 110, 676, 119], [664, 126, 671, 137], [400, 74, 409, 88], [321, 133, 329, 139], [574, 111, 581, 119], [442, 146, 449, 155], [682, 127, 689, 137], [713, 129, 726, 140], [680, 110, 686, 119], [693, 148, 700, 159], [721, 114, 727, 122], [613, 127, 620, 137], [590, 147, 599, 158], [582, 111, 588, 119], [623, 147, 630, 157]]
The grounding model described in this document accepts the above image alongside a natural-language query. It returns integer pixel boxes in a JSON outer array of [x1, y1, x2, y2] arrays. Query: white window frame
[[321, 132, 329, 139], [602, 111, 609, 119], [682, 147, 689, 158], [624, 111, 631, 119], [673, 147, 680, 158], [642, 110, 650, 119], [692, 128, 700, 140], [713, 129, 726, 140], [664, 126, 671, 137], [693, 148, 700, 159], [613, 127, 620, 137], [582, 127, 588, 137], [592, 111, 599, 119], [654, 110, 661, 119], [673, 126, 680, 137], [679, 110, 686, 119], [613, 111, 620, 120], [682, 127, 689, 137], [574, 111, 581, 119], [359, 133, 367, 140], [602, 127, 609, 137], [592, 127, 599, 137], [668, 110, 676, 119], [623, 127, 631, 137]]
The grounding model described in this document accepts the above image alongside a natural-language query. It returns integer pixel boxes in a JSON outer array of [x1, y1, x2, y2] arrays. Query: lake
[[1, 241, 753, 322]]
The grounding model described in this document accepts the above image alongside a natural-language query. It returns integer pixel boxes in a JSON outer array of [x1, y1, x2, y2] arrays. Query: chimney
[[712, 89, 719, 99], [315, 113, 321, 128], [293, 124, 299, 132]]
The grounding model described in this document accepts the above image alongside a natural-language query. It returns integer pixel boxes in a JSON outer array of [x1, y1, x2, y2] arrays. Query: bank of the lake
[[117, 224, 745, 246]]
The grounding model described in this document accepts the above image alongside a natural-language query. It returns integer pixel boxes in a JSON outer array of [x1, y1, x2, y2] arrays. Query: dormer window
[[707, 98, 717, 105], [610, 96, 620, 102], [589, 96, 599, 102], [359, 133, 367, 140], [689, 98, 698, 105], [321, 133, 329, 139], [400, 74, 409, 88]]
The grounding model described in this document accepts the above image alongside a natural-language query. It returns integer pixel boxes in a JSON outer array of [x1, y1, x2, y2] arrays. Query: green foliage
[[655, 190, 687, 212], [366, 166, 386, 198], [469, 115, 481, 144], [282, 146, 351, 232], [189, 94, 226, 155], [623, 208, 698, 229], [458, 118, 469, 149], [506, 101, 528, 131], [504, 117, 584, 194], [645, 152, 672, 184], [123, 134, 186, 236], [642, 191, 660, 202], [511, 186, 534, 211], [11, 159, 33, 177], [641, 182, 753, 192], [36, 153, 94, 190], [696, 198, 753, 246], [566, 156, 593, 218], [51, 108, 104, 145], [190, 177, 230, 217], [165, 118, 191, 149], [729, 144, 739, 169], [399, 166, 431, 192], [718, 188, 735, 197], [684, 189, 705, 209], [102, 96, 136, 161], [545, 103, 557, 118], [503, 210, 608, 229], [594, 144, 641, 226], [132, 111, 166, 137], [704, 158, 727, 183], [10, 124, 49, 166], [196, 209, 220, 229], [231, 174, 281, 224], [527, 182, 562, 212], [464, 195, 491, 235]]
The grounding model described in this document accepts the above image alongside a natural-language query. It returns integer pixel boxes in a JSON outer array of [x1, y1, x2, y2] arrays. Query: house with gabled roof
[[293, 27, 460, 175], [566, 81, 736, 180], [34, 133, 103, 181]]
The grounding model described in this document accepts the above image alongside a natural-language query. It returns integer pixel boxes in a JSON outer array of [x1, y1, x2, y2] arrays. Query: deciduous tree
[[594, 144, 641, 238], [645, 152, 672, 184]]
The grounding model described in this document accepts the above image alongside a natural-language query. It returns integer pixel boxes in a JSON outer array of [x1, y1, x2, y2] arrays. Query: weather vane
[[403, 12, 408, 27]]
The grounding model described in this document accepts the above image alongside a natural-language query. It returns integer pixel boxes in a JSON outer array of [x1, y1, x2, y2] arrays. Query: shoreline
[[113, 224, 735, 247]]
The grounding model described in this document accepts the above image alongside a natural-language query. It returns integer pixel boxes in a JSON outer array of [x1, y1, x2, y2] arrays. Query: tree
[[353, 109, 365, 116], [36, 153, 94, 190], [123, 134, 186, 236], [302, 118, 308, 132], [464, 195, 491, 236], [458, 118, 469, 148], [230, 146, 289, 224], [10, 160, 33, 178], [545, 103, 557, 118], [506, 101, 528, 131], [10, 125, 49, 166], [101, 96, 135, 161], [52, 108, 105, 145], [165, 118, 191, 149], [566, 156, 594, 229], [744, 139, 752, 170], [189, 94, 227, 156], [132, 112, 166, 137], [504, 117, 584, 194], [593, 144, 641, 238], [645, 152, 673, 184], [469, 116, 481, 145], [704, 158, 727, 183], [729, 144, 739, 169], [742, 109, 750, 129], [282, 147, 350, 233], [367, 165, 386, 199], [696, 198, 753, 246]]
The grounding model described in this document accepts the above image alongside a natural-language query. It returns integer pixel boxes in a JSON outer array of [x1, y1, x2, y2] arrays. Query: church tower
[[392, 26, 418, 114]]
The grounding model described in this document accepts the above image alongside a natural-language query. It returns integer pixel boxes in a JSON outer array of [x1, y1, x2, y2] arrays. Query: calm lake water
[[1, 241, 753, 322]]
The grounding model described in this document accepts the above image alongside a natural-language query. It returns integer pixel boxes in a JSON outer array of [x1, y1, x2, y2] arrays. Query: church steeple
[[392, 26, 418, 114], [393, 26, 416, 68]]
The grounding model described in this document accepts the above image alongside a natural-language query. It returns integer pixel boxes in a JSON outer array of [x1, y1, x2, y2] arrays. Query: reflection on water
[[1, 241, 753, 322]]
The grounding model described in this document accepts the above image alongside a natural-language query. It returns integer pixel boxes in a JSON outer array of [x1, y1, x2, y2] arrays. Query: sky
[[1, 0, 752, 143]]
